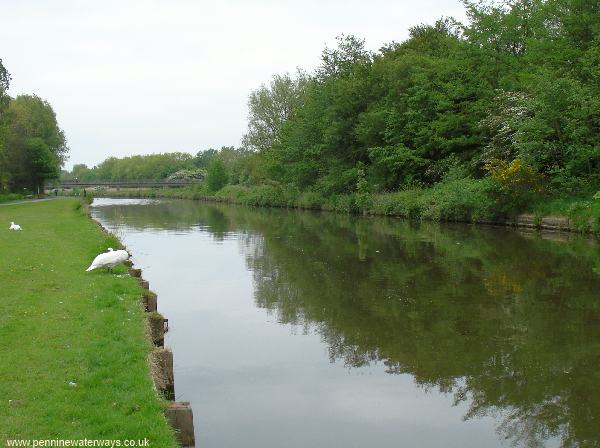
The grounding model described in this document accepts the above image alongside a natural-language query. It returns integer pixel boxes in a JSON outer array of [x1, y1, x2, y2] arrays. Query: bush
[[370, 179, 498, 222], [420, 178, 496, 222], [371, 190, 425, 218], [216, 184, 299, 208], [332, 194, 359, 214], [0, 193, 24, 203], [297, 191, 326, 210], [484, 158, 544, 214], [206, 160, 229, 192]]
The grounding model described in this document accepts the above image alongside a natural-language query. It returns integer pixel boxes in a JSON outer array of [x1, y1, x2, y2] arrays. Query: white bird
[[86, 248, 130, 272], [9, 222, 22, 231]]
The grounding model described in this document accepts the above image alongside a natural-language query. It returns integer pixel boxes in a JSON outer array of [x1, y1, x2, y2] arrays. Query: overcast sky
[[1, 0, 467, 170]]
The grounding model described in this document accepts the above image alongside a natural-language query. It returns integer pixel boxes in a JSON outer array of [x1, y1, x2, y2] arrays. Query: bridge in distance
[[57, 179, 199, 188]]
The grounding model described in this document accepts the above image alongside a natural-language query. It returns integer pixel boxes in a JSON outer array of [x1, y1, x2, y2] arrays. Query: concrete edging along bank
[[84, 201, 195, 447], [477, 214, 594, 234]]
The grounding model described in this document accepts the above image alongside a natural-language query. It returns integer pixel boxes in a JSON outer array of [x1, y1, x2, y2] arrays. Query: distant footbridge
[[55, 179, 199, 189]]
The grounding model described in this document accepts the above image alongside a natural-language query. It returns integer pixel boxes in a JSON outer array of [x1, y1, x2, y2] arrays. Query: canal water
[[91, 198, 600, 448]]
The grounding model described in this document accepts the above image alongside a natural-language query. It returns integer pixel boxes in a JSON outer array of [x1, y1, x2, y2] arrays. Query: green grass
[[0, 193, 25, 203], [529, 195, 600, 232], [0, 199, 177, 445]]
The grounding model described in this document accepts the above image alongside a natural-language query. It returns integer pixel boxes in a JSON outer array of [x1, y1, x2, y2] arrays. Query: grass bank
[[91, 179, 600, 233], [0, 199, 176, 445], [0, 193, 24, 203]]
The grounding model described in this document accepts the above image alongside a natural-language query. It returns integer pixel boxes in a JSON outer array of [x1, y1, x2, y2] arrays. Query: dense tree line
[[65, 153, 196, 182], [67, 0, 599, 214], [248, 0, 600, 199], [64, 147, 255, 190], [0, 59, 68, 194]]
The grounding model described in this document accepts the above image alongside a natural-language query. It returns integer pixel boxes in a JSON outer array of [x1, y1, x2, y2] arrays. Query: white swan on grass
[[86, 248, 130, 272], [9, 222, 22, 231]]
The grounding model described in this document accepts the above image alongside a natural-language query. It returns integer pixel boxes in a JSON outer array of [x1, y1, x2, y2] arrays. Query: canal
[[91, 198, 600, 448]]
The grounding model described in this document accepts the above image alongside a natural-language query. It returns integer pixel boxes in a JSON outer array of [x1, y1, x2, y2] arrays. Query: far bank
[[86, 181, 600, 235]]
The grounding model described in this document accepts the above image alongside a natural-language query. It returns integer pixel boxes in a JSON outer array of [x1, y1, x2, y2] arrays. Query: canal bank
[[0, 199, 178, 446], [91, 186, 598, 235]]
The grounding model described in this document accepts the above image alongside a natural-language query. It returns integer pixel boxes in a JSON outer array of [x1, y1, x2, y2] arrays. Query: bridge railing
[[56, 179, 200, 188]]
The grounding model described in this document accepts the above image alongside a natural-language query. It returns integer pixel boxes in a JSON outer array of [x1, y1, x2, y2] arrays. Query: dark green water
[[91, 198, 600, 448]]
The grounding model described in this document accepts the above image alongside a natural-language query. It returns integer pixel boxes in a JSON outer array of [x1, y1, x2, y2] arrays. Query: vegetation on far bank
[[64, 0, 600, 223], [87, 178, 600, 234], [0, 199, 176, 445]]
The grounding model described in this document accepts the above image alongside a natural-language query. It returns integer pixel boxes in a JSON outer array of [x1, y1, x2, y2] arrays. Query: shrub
[[370, 179, 497, 222], [485, 158, 544, 193], [484, 158, 545, 214], [206, 160, 229, 192], [420, 178, 496, 222], [371, 190, 425, 218], [331, 194, 360, 214], [0, 193, 24, 203], [297, 191, 326, 210]]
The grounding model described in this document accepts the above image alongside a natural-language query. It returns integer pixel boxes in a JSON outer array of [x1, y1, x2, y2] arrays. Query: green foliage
[[316, 34, 371, 79], [0, 57, 10, 115], [297, 191, 327, 209], [65, 152, 195, 181], [66, 0, 600, 219], [355, 162, 370, 212], [232, 0, 600, 210], [420, 178, 497, 222], [371, 178, 497, 221], [65, 147, 262, 190], [212, 184, 298, 208], [242, 72, 310, 151], [27, 137, 60, 181], [263, 23, 496, 193], [0, 192, 23, 203], [530, 193, 600, 233], [1, 94, 67, 192], [368, 145, 428, 189], [193, 148, 218, 169], [205, 159, 229, 192]]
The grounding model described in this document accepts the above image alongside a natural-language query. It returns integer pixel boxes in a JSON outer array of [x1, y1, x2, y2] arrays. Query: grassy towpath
[[0, 198, 62, 207], [0, 199, 176, 446]]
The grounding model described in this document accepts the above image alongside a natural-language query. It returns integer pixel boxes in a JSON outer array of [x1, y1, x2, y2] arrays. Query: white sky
[[0, 0, 466, 170]]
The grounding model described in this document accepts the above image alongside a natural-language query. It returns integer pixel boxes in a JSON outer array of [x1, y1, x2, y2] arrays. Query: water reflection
[[92, 198, 600, 447]]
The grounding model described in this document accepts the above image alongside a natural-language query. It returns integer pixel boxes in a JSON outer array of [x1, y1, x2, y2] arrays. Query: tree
[[0, 58, 11, 191], [195, 146, 264, 185], [61, 163, 92, 181], [81, 152, 195, 180], [193, 148, 218, 169], [26, 137, 60, 192], [242, 71, 310, 151], [0, 58, 10, 116], [1, 95, 68, 192], [205, 159, 229, 192], [316, 34, 371, 80], [53, 0, 600, 203], [479, 90, 531, 166]]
